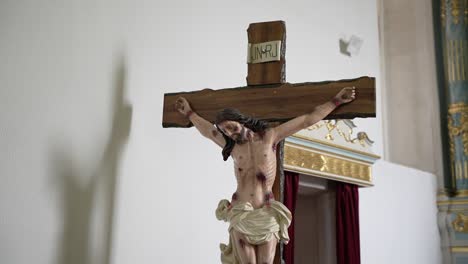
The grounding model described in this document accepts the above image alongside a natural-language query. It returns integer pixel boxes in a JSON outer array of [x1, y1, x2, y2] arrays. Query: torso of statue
[[230, 128, 278, 209]]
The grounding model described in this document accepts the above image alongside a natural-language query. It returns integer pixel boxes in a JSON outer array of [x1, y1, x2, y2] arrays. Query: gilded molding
[[440, 208, 468, 212], [452, 213, 468, 232], [455, 189, 468, 197], [451, 246, 468, 253], [284, 143, 372, 186], [290, 134, 381, 159], [438, 200, 468, 205]]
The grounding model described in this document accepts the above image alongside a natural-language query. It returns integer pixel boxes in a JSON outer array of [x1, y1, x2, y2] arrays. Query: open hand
[[334, 86, 356, 104], [175, 97, 192, 116]]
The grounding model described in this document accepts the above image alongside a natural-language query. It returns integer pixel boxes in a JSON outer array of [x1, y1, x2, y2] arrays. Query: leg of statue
[[256, 238, 277, 264], [231, 230, 257, 264]]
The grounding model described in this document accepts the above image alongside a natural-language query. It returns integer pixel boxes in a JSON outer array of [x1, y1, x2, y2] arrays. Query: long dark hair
[[215, 108, 269, 161]]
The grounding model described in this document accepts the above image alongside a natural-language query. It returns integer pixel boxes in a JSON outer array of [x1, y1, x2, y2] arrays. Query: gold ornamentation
[[307, 122, 326, 131], [465, 0, 468, 25], [449, 102, 468, 114], [441, 0, 446, 26], [452, 0, 461, 24], [452, 213, 468, 232], [447, 103, 468, 179], [450, 103, 468, 154], [306, 120, 374, 147], [448, 115, 455, 162], [445, 40, 466, 82], [284, 143, 372, 186], [355, 132, 374, 147]]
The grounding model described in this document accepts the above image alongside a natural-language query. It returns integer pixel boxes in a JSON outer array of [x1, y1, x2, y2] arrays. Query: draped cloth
[[283, 171, 299, 264], [336, 183, 361, 264], [215, 199, 292, 264]]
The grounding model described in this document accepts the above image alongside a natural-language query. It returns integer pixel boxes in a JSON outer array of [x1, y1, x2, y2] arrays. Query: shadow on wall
[[51, 58, 132, 264], [339, 39, 351, 57]]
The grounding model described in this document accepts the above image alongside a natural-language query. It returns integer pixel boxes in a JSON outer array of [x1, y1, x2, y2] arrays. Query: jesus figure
[[175, 86, 356, 264]]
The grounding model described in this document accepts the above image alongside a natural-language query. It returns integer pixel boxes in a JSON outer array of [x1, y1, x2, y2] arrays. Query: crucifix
[[162, 21, 375, 264]]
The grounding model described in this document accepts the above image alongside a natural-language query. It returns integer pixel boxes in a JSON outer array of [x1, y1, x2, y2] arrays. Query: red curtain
[[283, 171, 299, 264], [336, 183, 361, 264]]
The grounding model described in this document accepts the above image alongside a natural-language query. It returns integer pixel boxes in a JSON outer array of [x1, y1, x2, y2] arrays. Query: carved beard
[[233, 127, 246, 144]]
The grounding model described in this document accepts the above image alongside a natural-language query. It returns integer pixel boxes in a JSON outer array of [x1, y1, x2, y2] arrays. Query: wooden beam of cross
[[162, 21, 375, 128], [162, 77, 375, 128]]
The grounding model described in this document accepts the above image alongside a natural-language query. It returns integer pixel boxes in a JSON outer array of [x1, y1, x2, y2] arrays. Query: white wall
[[0, 0, 439, 264], [360, 160, 441, 264]]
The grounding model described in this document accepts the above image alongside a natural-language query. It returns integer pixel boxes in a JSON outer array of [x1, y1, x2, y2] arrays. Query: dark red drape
[[283, 171, 299, 264], [336, 182, 361, 264]]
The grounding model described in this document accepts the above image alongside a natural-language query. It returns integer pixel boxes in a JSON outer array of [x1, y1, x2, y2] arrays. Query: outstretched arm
[[272, 86, 356, 143], [175, 97, 226, 148]]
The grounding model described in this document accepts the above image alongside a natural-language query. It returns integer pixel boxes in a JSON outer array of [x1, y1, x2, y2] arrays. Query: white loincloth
[[215, 199, 292, 264]]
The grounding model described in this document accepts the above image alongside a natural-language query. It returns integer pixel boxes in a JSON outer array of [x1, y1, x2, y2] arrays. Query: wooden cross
[[162, 20, 375, 264], [162, 21, 374, 128]]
